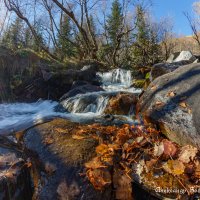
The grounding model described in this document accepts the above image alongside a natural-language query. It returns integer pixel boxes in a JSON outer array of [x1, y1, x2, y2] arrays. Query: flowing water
[[0, 68, 142, 135]]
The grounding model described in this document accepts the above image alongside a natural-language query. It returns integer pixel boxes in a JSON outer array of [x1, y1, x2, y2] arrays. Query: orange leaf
[[179, 102, 187, 108], [151, 85, 157, 90], [167, 91, 176, 97], [163, 160, 185, 175]]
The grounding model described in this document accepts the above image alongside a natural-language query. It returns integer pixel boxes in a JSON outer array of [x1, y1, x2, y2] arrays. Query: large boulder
[[104, 93, 138, 115], [151, 51, 197, 80], [23, 118, 113, 200], [0, 146, 32, 199], [138, 63, 200, 148], [151, 60, 191, 80]]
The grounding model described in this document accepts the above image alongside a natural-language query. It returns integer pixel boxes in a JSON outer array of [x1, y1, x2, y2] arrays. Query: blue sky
[[152, 0, 196, 36]]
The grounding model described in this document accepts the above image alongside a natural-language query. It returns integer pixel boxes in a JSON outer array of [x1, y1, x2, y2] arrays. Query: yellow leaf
[[163, 160, 185, 175]]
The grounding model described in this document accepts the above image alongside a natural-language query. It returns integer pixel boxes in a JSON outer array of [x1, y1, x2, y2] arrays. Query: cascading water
[[97, 68, 141, 93], [61, 92, 109, 114], [0, 68, 142, 135]]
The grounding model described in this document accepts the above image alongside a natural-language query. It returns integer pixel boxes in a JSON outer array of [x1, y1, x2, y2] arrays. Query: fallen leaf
[[188, 108, 192, 114], [85, 157, 107, 169], [86, 168, 111, 190], [155, 101, 164, 106], [194, 164, 200, 179], [163, 160, 185, 175], [178, 145, 198, 163], [151, 85, 157, 90], [72, 134, 87, 140], [167, 91, 176, 97], [54, 127, 67, 134], [96, 144, 109, 155], [179, 102, 187, 108], [43, 137, 54, 145], [154, 142, 164, 157], [162, 139, 177, 157]]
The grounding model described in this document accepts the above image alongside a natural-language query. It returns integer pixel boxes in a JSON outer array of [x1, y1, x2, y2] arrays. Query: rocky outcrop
[[23, 119, 113, 200], [104, 93, 138, 115], [138, 63, 200, 148], [0, 146, 32, 199], [151, 51, 197, 80], [167, 51, 196, 63]]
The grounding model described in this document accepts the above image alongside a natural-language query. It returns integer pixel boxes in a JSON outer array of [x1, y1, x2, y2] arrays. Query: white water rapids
[[0, 68, 142, 135]]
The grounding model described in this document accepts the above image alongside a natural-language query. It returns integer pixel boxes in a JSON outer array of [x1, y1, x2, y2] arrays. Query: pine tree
[[107, 0, 123, 47], [1, 17, 24, 50], [57, 14, 74, 60], [132, 5, 161, 67]]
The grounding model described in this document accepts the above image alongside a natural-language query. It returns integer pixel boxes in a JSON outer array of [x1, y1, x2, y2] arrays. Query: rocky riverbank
[[1, 51, 200, 200]]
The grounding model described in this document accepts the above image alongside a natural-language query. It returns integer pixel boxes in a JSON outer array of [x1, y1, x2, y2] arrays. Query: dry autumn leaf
[[179, 102, 187, 108], [155, 101, 164, 106], [178, 145, 198, 163], [151, 85, 157, 90], [43, 137, 54, 145], [162, 139, 177, 157], [163, 160, 185, 175], [167, 91, 176, 97], [85, 157, 107, 169], [86, 168, 111, 190], [154, 142, 164, 157]]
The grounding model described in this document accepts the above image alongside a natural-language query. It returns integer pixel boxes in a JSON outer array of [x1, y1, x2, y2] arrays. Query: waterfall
[[61, 92, 109, 114], [97, 68, 132, 86], [0, 68, 142, 134], [97, 68, 141, 93]]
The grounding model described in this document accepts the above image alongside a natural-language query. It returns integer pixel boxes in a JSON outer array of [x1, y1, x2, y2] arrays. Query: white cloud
[[193, 1, 200, 15]]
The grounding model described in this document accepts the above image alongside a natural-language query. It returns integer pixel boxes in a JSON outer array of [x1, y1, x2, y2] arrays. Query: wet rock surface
[[0, 147, 32, 200], [139, 63, 200, 148], [23, 118, 113, 200], [104, 93, 138, 115]]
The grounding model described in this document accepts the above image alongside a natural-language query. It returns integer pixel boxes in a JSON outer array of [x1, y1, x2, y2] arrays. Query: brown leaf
[[162, 139, 177, 157], [167, 91, 176, 97], [179, 102, 187, 108], [178, 145, 198, 163], [85, 157, 107, 169], [155, 101, 164, 106], [96, 144, 109, 155], [54, 127, 67, 134], [72, 134, 87, 140], [43, 137, 54, 145], [86, 168, 111, 190], [188, 108, 192, 114], [151, 85, 157, 90], [163, 160, 185, 175]]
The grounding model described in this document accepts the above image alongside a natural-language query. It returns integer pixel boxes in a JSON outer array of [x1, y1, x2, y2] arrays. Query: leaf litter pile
[[71, 123, 200, 199]]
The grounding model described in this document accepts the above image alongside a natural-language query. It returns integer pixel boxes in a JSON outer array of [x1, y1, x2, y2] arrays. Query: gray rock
[[23, 118, 113, 200], [138, 63, 200, 148], [151, 51, 196, 80], [151, 60, 191, 80], [174, 51, 196, 62]]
